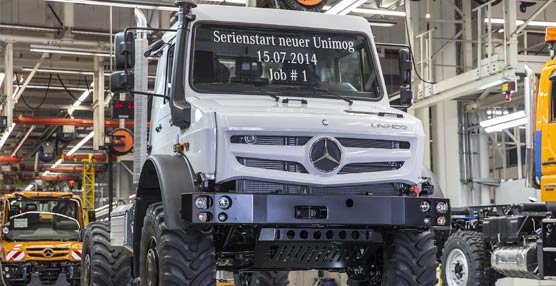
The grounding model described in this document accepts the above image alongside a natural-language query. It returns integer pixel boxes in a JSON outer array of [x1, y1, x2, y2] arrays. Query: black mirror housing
[[115, 31, 135, 70], [110, 71, 134, 93], [398, 48, 413, 106]]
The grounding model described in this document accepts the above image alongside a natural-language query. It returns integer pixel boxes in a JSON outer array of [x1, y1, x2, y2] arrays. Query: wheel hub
[[445, 249, 469, 286], [146, 248, 159, 286]]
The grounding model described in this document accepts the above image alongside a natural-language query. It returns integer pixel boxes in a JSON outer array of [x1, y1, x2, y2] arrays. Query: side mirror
[[110, 71, 134, 93], [114, 31, 135, 70], [399, 48, 413, 106]]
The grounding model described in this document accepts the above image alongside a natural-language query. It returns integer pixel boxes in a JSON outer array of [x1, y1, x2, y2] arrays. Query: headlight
[[218, 196, 231, 209], [424, 216, 432, 225], [436, 202, 448, 214], [420, 201, 431, 212], [194, 196, 210, 209], [3, 267, 8, 272], [437, 216, 447, 226]]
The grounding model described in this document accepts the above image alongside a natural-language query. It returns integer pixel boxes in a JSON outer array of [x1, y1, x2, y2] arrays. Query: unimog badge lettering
[[370, 122, 409, 130]]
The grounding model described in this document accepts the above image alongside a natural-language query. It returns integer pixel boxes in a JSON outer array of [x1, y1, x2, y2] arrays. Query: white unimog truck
[[81, 2, 451, 286]]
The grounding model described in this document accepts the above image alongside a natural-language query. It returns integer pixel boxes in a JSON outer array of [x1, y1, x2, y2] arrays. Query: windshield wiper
[[305, 86, 353, 106], [255, 88, 280, 102]]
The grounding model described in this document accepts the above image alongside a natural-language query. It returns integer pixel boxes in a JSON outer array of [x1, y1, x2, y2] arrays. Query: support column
[[432, 101, 464, 206], [479, 128, 491, 204], [504, 0, 518, 68], [93, 56, 105, 150], [3, 43, 13, 127], [63, 3, 74, 37], [133, 8, 149, 184]]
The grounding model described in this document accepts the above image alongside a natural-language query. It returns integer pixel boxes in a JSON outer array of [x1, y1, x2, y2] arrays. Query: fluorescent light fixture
[[484, 18, 556, 27], [480, 110, 526, 127], [0, 123, 16, 151], [352, 8, 406, 17], [224, 0, 247, 3], [485, 117, 528, 133], [26, 85, 87, 91], [66, 131, 95, 156], [322, 5, 331, 10], [24, 184, 34, 192], [369, 21, 396, 27], [45, 0, 177, 11], [0, 72, 4, 88], [21, 67, 94, 75], [326, 0, 366, 15], [51, 159, 63, 169], [30, 45, 111, 57], [72, 83, 94, 107]]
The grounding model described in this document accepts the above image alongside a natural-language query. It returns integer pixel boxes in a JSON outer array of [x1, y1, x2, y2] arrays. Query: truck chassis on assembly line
[[81, 1, 451, 286], [440, 29, 556, 286]]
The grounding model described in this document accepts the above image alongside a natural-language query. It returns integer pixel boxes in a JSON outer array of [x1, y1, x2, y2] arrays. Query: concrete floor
[[27, 273, 72, 286]]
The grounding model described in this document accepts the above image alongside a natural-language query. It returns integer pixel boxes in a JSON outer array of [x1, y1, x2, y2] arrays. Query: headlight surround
[[436, 201, 448, 214], [420, 200, 431, 212]]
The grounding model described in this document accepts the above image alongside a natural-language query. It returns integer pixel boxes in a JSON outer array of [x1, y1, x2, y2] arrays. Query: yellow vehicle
[[0, 192, 84, 286], [440, 27, 556, 285]]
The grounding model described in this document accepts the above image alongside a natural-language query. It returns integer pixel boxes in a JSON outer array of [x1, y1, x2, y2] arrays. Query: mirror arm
[[126, 90, 170, 101]]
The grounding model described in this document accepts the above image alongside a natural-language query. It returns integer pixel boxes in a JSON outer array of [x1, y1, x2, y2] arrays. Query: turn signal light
[[546, 27, 556, 43]]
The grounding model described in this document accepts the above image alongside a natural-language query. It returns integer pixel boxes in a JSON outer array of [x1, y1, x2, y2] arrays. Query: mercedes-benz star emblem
[[310, 138, 341, 173], [44, 249, 53, 257]]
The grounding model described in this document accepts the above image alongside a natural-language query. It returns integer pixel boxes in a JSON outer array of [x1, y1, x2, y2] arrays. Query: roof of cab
[[3, 192, 81, 200], [163, 4, 372, 41]]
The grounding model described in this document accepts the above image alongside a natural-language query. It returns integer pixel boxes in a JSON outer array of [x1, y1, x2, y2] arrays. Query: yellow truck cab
[[536, 56, 556, 204], [0, 192, 84, 286]]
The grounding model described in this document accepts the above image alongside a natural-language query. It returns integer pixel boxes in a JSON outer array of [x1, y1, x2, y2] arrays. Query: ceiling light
[[351, 8, 406, 17], [51, 159, 63, 169], [224, 0, 247, 3], [66, 131, 94, 156], [30, 45, 111, 57], [45, 0, 177, 11], [370, 22, 396, 27], [73, 83, 94, 108], [482, 18, 556, 27], [0, 124, 16, 151], [0, 72, 4, 88], [21, 67, 94, 75], [485, 117, 528, 133], [326, 0, 366, 15], [480, 110, 526, 127]]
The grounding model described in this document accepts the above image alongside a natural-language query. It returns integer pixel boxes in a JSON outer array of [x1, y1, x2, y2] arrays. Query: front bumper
[[1, 261, 80, 283], [182, 193, 450, 228]]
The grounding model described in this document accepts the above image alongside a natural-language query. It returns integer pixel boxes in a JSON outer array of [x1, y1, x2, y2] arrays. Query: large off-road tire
[[81, 221, 132, 286], [441, 230, 496, 286], [140, 202, 216, 286], [234, 271, 289, 286], [381, 230, 438, 286]]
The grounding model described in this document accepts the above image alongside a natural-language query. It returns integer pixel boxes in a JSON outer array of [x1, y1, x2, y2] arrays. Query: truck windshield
[[191, 24, 381, 100], [4, 198, 80, 242]]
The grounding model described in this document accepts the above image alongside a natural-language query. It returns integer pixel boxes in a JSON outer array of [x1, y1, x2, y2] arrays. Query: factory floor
[[27, 273, 71, 286]]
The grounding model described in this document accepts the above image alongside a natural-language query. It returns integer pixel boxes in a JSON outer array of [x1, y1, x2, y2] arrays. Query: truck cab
[[0, 192, 84, 286], [82, 3, 450, 286]]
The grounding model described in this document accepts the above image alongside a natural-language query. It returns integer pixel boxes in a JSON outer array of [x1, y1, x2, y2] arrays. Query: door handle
[[542, 161, 556, 165]]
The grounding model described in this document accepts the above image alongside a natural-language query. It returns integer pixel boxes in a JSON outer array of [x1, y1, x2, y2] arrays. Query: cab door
[[540, 68, 556, 202]]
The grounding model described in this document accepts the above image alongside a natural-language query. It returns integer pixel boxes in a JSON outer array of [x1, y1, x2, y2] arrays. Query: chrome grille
[[339, 162, 404, 174], [231, 135, 311, 146], [237, 157, 308, 173], [236, 180, 401, 195], [337, 138, 410, 149]]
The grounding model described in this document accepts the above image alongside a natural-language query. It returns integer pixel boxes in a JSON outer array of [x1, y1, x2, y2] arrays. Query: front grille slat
[[231, 135, 311, 146], [339, 162, 404, 174], [236, 180, 401, 195], [237, 157, 308, 173], [337, 138, 410, 149]]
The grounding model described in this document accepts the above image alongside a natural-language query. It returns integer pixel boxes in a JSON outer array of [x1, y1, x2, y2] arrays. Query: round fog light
[[436, 202, 448, 214], [420, 201, 431, 212], [3, 267, 8, 272], [424, 216, 432, 225], [218, 213, 228, 222], [218, 196, 231, 209], [198, 212, 211, 222], [437, 216, 447, 226], [5, 274, 10, 279], [194, 196, 210, 209]]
